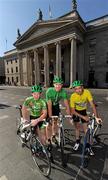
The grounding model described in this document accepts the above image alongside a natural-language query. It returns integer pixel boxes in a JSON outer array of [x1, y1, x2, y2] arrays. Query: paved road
[[0, 86, 108, 180]]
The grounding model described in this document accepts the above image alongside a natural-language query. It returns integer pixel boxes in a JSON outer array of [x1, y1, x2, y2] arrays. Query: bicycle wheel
[[30, 136, 51, 177], [60, 127, 66, 167], [93, 123, 102, 143], [16, 117, 27, 147], [81, 129, 90, 168]]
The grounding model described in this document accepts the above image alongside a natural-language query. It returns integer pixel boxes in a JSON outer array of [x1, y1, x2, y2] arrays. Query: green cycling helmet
[[72, 80, 83, 88], [53, 76, 63, 84], [31, 85, 42, 93]]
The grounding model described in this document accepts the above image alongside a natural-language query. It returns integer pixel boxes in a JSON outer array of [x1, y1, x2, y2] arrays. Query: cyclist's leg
[[82, 122, 88, 134], [51, 104, 60, 142], [72, 114, 80, 150], [46, 122, 52, 142], [36, 121, 47, 145], [52, 118, 59, 136], [74, 121, 80, 140]]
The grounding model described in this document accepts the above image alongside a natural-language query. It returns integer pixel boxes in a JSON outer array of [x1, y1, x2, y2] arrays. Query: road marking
[[0, 102, 9, 104], [0, 115, 9, 120], [0, 175, 8, 180]]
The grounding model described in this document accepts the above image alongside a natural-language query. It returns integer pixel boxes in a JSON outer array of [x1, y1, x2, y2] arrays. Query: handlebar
[[22, 123, 31, 131], [50, 115, 72, 119]]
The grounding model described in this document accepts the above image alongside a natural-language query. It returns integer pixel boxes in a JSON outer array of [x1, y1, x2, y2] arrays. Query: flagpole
[[49, 4, 52, 19], [5, 38, 7, 51]]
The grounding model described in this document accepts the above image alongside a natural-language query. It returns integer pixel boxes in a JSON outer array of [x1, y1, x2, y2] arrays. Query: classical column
[[44, 45, 50, 87], [70, 36, 77, 86], [55, 41, 61, 77], [18, 53, 23, 86], [26, 51, 32, 86], [34, 49, 40, 84]]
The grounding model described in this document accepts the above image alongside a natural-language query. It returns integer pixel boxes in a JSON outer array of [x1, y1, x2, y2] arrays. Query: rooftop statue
[[17, 28, 21, 39], [38, 8, 43, 21], [72, 0, 77, 10]]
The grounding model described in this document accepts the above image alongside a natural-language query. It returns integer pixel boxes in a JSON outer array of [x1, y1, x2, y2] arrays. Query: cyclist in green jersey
[[22, 85, 47, 145], [46, 76, 70, 144]]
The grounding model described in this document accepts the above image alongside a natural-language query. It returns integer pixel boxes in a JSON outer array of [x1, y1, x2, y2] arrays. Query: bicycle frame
[[51, 112, 71, 167], [81, 115, 102, 168]]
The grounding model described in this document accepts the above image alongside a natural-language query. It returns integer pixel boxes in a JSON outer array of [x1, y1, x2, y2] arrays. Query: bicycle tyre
[[30, 136, 51, 177], [16, 117, 27, 147], [81, 129, 90, 168], [93, 123, 101, 142], [60, 127, 66, 167]]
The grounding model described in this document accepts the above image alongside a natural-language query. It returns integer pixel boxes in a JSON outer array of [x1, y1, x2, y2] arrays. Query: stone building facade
[[0, 57, 5, 84], [3, 9, 108, 88], [4, 49, 20, 85]]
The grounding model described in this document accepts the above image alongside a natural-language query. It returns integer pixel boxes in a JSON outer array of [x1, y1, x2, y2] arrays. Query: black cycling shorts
[[73, 109, 87, 123], [52, 104, 60, 116], [46, 104, 60, 123]]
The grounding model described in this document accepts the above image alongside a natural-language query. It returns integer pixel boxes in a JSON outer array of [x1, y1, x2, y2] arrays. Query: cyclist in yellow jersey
[[70, 80, 102, 154]]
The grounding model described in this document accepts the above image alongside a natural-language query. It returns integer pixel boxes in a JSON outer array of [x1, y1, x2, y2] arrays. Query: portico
[[15, 10, 85, 87]]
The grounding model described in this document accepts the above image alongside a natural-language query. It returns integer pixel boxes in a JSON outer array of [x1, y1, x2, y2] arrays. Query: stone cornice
[[16, 20, 85, 48], [16, 33, 83, 53], [86, 22, 108, 35]]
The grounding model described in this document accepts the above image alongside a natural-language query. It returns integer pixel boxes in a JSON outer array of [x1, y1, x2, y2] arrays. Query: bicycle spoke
[[81, 129, 90, 168], [60, 128, 67, 167], [30, 137, 51, 177]]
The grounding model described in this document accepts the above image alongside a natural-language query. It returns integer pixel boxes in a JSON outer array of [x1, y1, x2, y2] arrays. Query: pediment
[[14, 20, 73, 46], [14, 11, 85, 47]]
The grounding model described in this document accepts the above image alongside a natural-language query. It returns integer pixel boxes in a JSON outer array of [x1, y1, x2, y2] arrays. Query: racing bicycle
[[16, 105, 51, 177], [50, 105, 72, 167]]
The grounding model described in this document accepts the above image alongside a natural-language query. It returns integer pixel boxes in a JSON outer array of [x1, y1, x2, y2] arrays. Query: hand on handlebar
[[95, 117, 102, 124], [31, 119, 40, 126]]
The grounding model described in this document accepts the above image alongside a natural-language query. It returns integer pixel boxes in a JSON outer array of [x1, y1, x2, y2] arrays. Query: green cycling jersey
[[46, 87, 68, 106], [23, 96, 47, 117]]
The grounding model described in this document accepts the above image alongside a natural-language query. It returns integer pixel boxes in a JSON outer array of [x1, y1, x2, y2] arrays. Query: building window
[[89, 54, 95, 68], [7, 68, 9, 73], [89, 38, 96, 47], [16, 77, 18, 83], [16, 66, 18, 72], [106, 52, 108, 64], [11, 67, 13, 73], [12, 77, 14, 83], [106, 72, 108, 83]]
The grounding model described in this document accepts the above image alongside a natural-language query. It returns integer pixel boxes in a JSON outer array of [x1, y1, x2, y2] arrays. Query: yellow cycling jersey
[[70, 89, 93, 111]]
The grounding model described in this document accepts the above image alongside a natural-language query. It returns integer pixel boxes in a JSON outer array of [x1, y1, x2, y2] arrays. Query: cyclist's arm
[[89, 100, 102, 123], [64, 99, 71, 115], [31, 109, 47, 126], [71, 107, 89, 121], [47, 100, 53, 117], [22, 105, 30, 122], [89, 100, 98, 117]]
